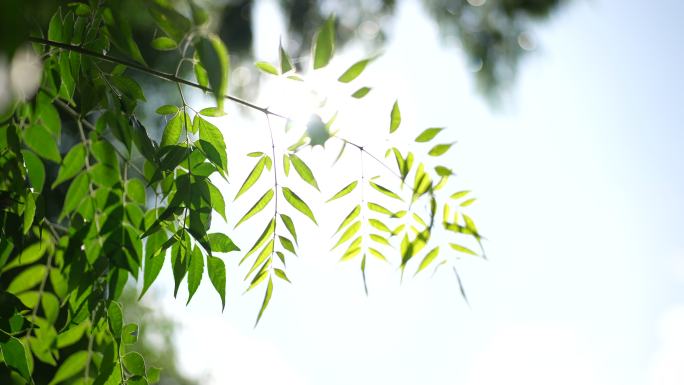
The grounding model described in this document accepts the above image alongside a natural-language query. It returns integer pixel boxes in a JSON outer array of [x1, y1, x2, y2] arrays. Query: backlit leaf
[[326, 181, 357, 202], [195, 34, 230, 111], [256, 61, 279, 75], [48, 350, 88, 385], [281, 187, 317, 224], [415, 246, 440, 275], [207, 233, 239, 253], [235, 157, 265, 200], [279, 214, 298, 245], [415, 127, 444, 142], [255, 277, 273, 326], [312, 15, 335, 69], [351, 86, 371, 99], [234, 189, 273, 228], [428, 143, 454, 156], [338, 58, 371, 83], [207, 256, 226, 310], [187, 246, 204, 304], [369, 181, 402, 201], [53, 143, 86, 188], [289, 154, 319, 190], [389, 100, 401, 133]]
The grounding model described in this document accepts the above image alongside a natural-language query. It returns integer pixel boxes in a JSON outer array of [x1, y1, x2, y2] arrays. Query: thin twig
[[29, 37, 289, 120]]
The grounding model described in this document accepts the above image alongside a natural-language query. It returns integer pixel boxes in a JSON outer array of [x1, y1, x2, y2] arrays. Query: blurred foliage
[[1, 0, 566, 96]]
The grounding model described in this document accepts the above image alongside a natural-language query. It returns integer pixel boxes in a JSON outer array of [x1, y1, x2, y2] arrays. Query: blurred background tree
[[1, 0, 567, 99]]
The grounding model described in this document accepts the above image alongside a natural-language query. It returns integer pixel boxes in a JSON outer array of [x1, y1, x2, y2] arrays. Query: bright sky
[[145, 1, 684, 384]]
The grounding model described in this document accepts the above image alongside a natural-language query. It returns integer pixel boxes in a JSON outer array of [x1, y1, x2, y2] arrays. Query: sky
[[142, 0, 684, 384]]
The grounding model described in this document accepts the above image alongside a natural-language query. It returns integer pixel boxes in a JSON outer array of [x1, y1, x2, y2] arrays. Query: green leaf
[[189, 0, 209, 25], [148, 367, 162, 384], [21, 150, 45, 192], [48, 10, 63, 42], [274, 268, 291, 283], [246, 239, 274, 279], [123, 351, 146, 376], [156, 105, 179, 115], [56, 321, 88, 348], [282, 154, 291, 176], [368, 247, 388, 261], [208, 233, 239, 253], [0, 335, 31, 381], [207, 182, 226, 221], [255, 277, 273, 326], [25, 124, 61, 163], [187, 246, 204, 304], [197, 115, 227, 172], [195, 34, 230, 111], [369, 233, 391, 247], [279, 214, 298, 245], [326, 181, 357, 202], [8, 265, 46, 293], [312, 15, 335, 69], [351, 86, 371, 99], [340, 237, 362, 261], [332, 221, 361, 250], [151, 36, 178, 50], [52, 143, 86, 188], [279, 40, 293, 73], [122, 323, 139, 344], [140, 248, 165, 299], [369, 181, 402, 201], [256, 61, 279, 75], [414, 126, 442, 142], [111, 75, 146, 101], [289, 154, 319, 190], [107, 301, 123, 340], [367, 202, 392, 216], [235, 157, 266, 200], [389, 100, 401, 133], [235, 189, 274, 228], [241, 219, 275, 263], [148, 2, 191, 42], [334, 205, 360, 235], [461, 198, 476, 207], [338, 58, 371, 83], [415, 246, 440, 275], [428, 143, 454, 156], [199, 107, 226, 117], [2, 241, 47, 272], [48, 350, 86, 382], [435, 166, 453, 176], [282, 187, 317, 225], [449, 243, 478, 256], [23, 193, 36, 234], [450, 190, 470, 200], [207, 256, 227, 310], [369, 218, 390, 233], [160, 113, 183, 147], [278, 236, 296, 255]]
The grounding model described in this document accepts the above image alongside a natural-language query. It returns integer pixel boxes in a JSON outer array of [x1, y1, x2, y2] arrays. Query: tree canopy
[[0, 0, 488, 384]]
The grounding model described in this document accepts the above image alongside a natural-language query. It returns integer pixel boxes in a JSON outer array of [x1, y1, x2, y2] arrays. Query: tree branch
[[29, 36, 289, 120]]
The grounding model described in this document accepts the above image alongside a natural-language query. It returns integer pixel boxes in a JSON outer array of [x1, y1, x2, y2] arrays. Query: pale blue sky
[[148, 1, 684, 384]]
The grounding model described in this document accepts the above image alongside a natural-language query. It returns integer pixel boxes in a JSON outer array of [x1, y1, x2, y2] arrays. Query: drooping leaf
[[7, 265, 46, 294], [187, 246, 204, 304], [369, 181, 402, 201], [207, 256, 226, 310], [279, 40, 293, 73], [415, 127, 444, 142], [207, 233, 240, 253], [326, 181, 357, 203], [334, 205, 360, 235], [52, 143, 86, 188], [312, 15, 335, 69], [22, 150, 45, 193], [22, 193, 36, 234], [332, 221, 361, 250], [351, 87, 371, 99], [24, 124, 61, 163], [289, 154, 319, 190], [389, 100, 401, 133], [107, 301, 123, 340], [279, 214, 298, 245], [449, 243, 478, 256], [151, 36, 178, 51], [274, 268, 291, 283], [415, 247, 440, 275], [234, 189, 274, 228], [207, 182, 226, 220], [199, 107, 226, 117], [278, 236, 296, 255], [281, 187, 317, 225], [255, 277, 273, 326], [160, 113, 183, 147], [255, 61, 279, 75], [235, 157, 266, 200], [0, 335, 31, 381], [338, 58, 372, 83], [428, 143, 454, 156], [155, 104, 179, 115], [122, 323, 139, 345], [123, 351, 146, 376], [47, 350, 88, 385], [195, 34, 230, 111]]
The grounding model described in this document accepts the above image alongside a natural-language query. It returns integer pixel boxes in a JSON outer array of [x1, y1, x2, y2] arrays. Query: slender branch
[[29, 36, 289, 120], [335, 136, 416, 194]]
